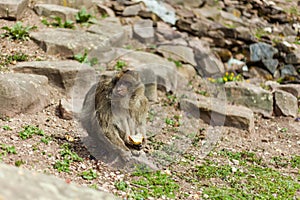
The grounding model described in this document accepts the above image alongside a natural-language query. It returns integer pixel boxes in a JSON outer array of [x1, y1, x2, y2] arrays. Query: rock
[[156, 21, 182, 40], [114, 49, 177, 92], [0, 73, 50, 117], [0, 163, 119, 200], [122, 3, 142, 16], [281, 64, 298, 77], [33, 3, 79, 21], [249, 42, 279, 75], [157, 44, 197, 66], [169, 0, 205, 7], [213, 48, 232, 62], [13, 60, 95, 93], [225, 81, 273, 117], [249, 42, 278, 62], [177, 64, 197, 81], [235, 26, 257, 42], [0, 0, 28, 20], [139, 68, 157, 102], [88, 17, 127, 47], [180, 97, 254, 132], [30, 28, 114, 62], [96, 4, 115, 17], [133, 19, 155, 44], [189, 39, 225, 77], [139, 0, 176, 25], [274, 89, 298, 117], [35, 0, 94, 10], [285, 50, 300, 64], [58, 98, 74, 120]]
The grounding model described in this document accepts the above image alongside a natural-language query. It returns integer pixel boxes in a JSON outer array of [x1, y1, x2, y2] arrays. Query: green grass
[[115, 60, 127, 71], [168, 58, 182, 68], [53, 143, 83, 173], [1, 22, 36, 40], [1, 144, 17, 155], [115, 166, 179, 199], [189, 150, 300, 199], [2, 125, 12, 131], [41, 16, 75, 29]]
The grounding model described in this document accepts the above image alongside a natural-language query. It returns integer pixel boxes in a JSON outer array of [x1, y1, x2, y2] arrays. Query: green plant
[[7, 52, 28, 62], [115, 60, 127, 71], [1, 22, 36, 40], [75, 8, 96, 25], [291, 155, 300, 168], [18, 125, 44, 140], [168, 58, 182, 68], [41, 135, 52, 145], [15, 160, 25, 167], [81, 169, 98, 180], [41, 16, 75, 29], [114, 181, 128, 191], [254, 28, 268, 40], [53, 143, 83, 173], [2, 125, 12, 131], [74, 50, 98, 66], [1, 144, 17, 155]]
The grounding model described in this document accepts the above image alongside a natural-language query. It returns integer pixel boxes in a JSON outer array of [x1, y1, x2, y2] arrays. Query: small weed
[[74, 50, 98, 66], [1, 144, 17, 155], [271, 156, 289, 167], [15, 160, 25, 167], [196, 90, 207, 96], [53, 143, 83, 173], [41, 135, 52, 145], [1, 22, 36, 40], [81, 169, 98, 180], [2, 125, 12, 131], [279, 127, 288, 133], [7, 52, 29, 62], [165, 115, 181, 127], [115, 181, 128, 191], [291, 155, 300, 168], [115, 60, 127, 71], [254, 28, 268, 40], [18, 125, 44, 140], [166, 93, 177, 106], [75, 8, 96, 25], [89, 184, 99, 190], [147, 109, 156, 122], [41, 16, 75, 29], [168, 58, 182, 68]]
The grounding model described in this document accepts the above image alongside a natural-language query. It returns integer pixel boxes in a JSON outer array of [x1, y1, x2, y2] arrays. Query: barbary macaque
[[81, 69, 149, 152]]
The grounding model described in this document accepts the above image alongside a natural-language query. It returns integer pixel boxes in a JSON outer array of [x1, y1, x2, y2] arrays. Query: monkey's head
[[110, 69, 148, 151]]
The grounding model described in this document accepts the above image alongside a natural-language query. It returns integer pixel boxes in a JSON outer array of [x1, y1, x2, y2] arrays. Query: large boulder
[[0, 73, 50, 117], [33, 3, 79, 21], [274, 89, 298, 117], [225, 82, 274, 117], [0, 163, 119, 200], [0, 0, 28, 20]]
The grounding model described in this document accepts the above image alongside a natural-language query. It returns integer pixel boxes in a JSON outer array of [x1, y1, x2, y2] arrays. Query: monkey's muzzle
[[128, 134, 145, 150]]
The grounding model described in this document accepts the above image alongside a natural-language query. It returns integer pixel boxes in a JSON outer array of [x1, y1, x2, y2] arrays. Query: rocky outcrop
[[225, 82, 274, 117], [180, 97, 254, 132], [0, 163, 120, 200], [0, 73, 50, 117], [0, 0, 28, 20]]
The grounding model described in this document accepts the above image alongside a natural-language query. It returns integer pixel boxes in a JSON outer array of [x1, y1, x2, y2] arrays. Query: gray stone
[[0, 0, 28, 20], [0, 73, 50, 117], [13, 60, 95, 93], [274, 89, 298, 117], [139, 0, 176, 25], [180, 97, 254, 132], [35, 0, 94, 10], [262, 58, 279, 74], [87, 17, 127, 47], [285, 50, 300, 64], [157, 45, 197, 66], [33, 3, 79, 21], [122, 3, 142, 16], [170, 0, 205, 8], [225, 82, 274, 117], [156, 21, 182, 40], [0, 163, 119, 200], [249, 42, 278, 62], [30, 28, 114, 62], [189, 39, 225, 77], [115, 50, 177, 92], [133, 19, 155, 43], [177, 64, 197, 81], [281, 64, 298, 77]]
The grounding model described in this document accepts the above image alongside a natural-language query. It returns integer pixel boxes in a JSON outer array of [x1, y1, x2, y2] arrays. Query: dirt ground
[[0, 4, 300, 200]]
